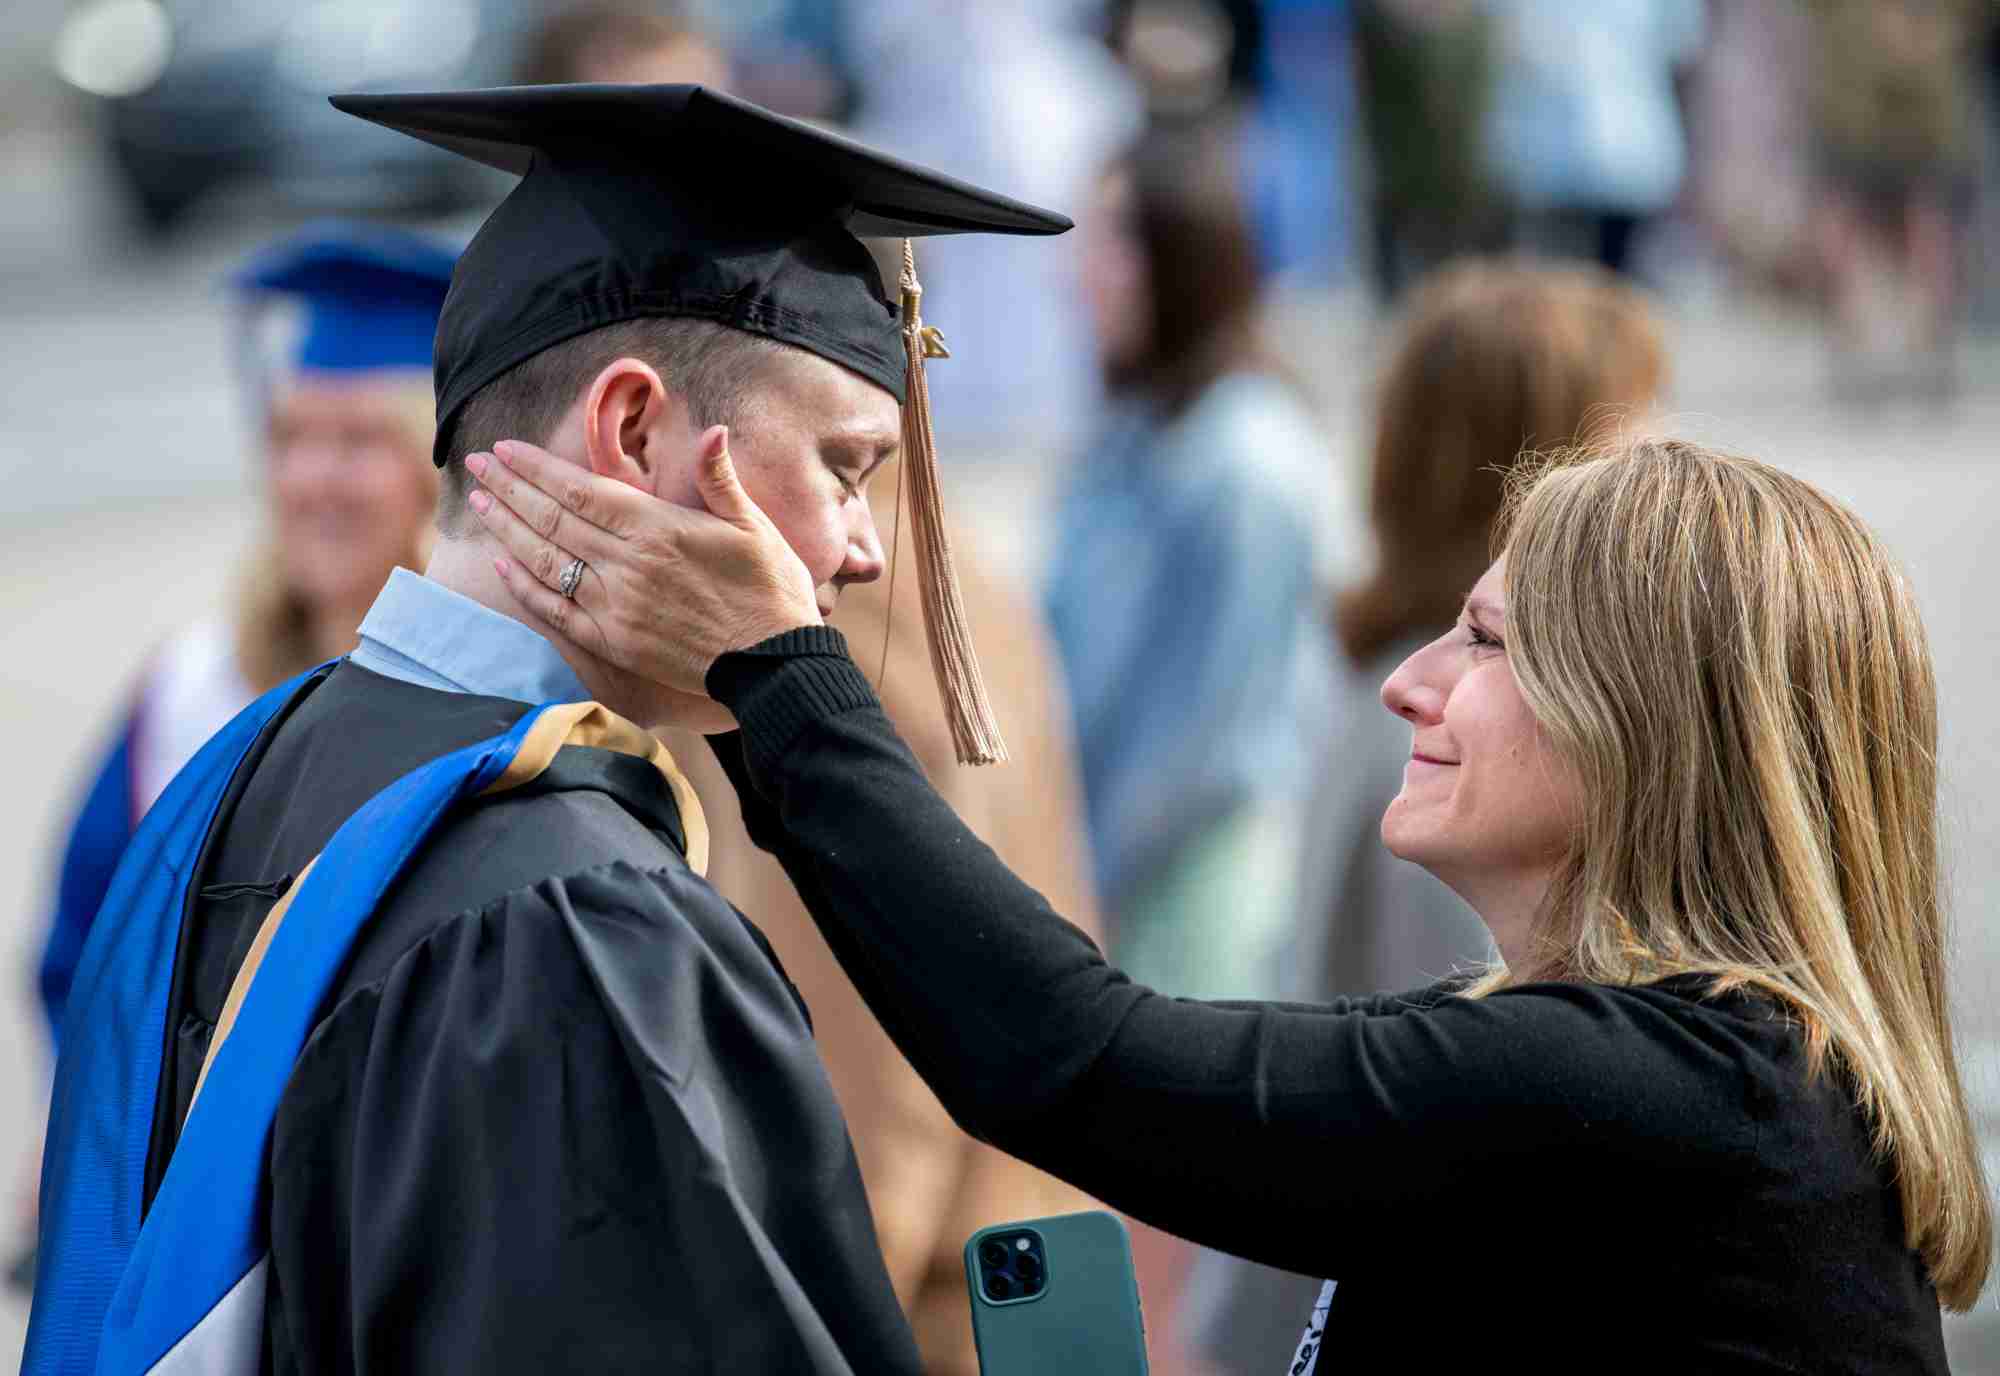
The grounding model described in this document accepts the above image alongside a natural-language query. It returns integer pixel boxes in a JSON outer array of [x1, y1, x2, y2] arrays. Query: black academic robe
[[138, 660, 922, 1375]]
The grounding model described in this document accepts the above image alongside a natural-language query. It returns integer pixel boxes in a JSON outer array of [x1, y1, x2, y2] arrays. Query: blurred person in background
[[33, 224, 451, 1059], [1113, 0, 1362, 290], [663, 479, 1105, 1376], [1181, 260, 1668, 1373], [1107, 0, 1257, 119], [1049, 113, 1348, 1005], [1806, 0, 1993, 400], [1044, 117, 1352, 1370], [845, 0, 1139, 466], [1482, 0, 1705, 276], [517, 2, 732, 90], [520, 0, 847, 121], [1353, 0, 1506, 300], [15, 224, 448, 1295], [1678, 0, 1819, 295]]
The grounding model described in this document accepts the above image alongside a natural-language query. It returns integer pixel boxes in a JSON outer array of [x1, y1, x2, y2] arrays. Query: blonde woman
[[465, 434, 1988, 1368], [1192, 260, 1669, 1374], [35, 226, 447, 1050]]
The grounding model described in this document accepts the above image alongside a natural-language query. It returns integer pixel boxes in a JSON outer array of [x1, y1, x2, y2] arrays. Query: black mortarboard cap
[[334, 83, 1069, 767], [328, 84, 1072, 466]]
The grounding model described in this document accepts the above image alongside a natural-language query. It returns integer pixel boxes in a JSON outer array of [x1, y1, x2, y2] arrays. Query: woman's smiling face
[[1378, 555, 1580, 917]]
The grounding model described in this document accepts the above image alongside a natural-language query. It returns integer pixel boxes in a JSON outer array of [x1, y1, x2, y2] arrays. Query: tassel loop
[[895, 240, 1007, 765]]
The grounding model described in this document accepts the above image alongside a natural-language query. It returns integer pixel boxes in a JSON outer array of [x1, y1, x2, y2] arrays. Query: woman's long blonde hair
[[1482, 437, 1989, 1308]]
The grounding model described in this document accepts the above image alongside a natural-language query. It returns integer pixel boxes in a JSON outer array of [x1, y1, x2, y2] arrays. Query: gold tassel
[[896, 239, 1007, 765]]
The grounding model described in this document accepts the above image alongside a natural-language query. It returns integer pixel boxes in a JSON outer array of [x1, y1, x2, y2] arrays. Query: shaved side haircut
[[435, 316, 789, 537]]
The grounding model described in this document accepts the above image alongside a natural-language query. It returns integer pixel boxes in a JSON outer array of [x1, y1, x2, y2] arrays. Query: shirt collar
[[352, 567, 591, 705]]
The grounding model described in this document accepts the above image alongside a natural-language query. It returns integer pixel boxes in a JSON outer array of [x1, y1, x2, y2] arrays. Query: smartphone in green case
[[964, 1209, 1149, 1375]]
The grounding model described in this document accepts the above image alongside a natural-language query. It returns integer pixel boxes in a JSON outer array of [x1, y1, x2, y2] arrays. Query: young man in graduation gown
[[27, 84, 1068, 1376]]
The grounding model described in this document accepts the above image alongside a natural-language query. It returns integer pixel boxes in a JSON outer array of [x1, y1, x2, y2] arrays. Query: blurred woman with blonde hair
[[34, 226, 450, 1050], [468, 417, 1988, 1365]]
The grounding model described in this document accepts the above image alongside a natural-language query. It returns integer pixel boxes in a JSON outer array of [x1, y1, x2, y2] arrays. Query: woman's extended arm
[[462, 440, 1733, 1278], [698, 632, 1738, 1277]]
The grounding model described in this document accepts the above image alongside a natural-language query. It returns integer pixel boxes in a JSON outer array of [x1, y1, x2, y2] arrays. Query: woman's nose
[[1381, 654, 1444, 726]]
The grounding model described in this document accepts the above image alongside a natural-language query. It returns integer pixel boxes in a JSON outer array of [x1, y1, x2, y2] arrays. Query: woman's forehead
[[1467, 555, 1508, 609], [274, 370, 427, 404]]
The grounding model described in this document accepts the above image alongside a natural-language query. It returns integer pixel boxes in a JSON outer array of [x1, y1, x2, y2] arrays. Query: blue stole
[[26, 671, 580, 1376]]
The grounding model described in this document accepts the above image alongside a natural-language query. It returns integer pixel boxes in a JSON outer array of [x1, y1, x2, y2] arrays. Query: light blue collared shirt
[[351, 567, 591, 705]]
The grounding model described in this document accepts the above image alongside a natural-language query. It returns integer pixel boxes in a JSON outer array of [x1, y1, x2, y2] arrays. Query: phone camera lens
[[985, 1271, 1019, 1301], [979, 1240, 1010, 1269], [1015, 1252, 1044, 1291]]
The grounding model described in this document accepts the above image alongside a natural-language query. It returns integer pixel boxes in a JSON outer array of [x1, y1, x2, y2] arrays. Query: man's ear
[[581, 357, 682, 492]]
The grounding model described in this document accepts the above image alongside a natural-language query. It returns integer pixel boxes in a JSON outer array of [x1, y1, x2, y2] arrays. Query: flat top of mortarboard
[[329, 84, 1074, 239], [329, 84, 1071, 460]]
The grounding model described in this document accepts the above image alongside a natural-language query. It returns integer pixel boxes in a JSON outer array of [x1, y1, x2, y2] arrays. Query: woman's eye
[[1466, 624, 1503, 651]]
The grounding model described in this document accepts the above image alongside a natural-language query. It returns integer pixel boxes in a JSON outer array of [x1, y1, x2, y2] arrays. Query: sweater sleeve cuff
[[706, 626, 880, 769]]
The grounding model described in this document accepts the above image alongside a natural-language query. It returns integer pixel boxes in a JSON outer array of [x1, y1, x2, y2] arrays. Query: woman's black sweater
[[707, 629, 1947, 1372]]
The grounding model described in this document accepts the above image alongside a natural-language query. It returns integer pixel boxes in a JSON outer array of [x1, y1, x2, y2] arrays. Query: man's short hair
[[435, 316, 786, 537]]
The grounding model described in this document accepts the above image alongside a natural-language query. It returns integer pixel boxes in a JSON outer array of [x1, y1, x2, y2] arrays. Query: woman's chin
[[1378, 799, 1427, 861]]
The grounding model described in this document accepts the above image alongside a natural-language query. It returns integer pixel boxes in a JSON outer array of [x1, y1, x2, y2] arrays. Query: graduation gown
[[85, 659, 919, 1375]]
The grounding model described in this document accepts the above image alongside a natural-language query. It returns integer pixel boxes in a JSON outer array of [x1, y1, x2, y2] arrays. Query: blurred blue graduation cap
[[232, 223, 457, 374]]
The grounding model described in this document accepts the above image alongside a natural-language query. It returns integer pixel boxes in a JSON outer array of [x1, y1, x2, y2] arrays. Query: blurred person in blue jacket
[[1046, 116, 1355, 1005], [33, 225, 452, 1054], [1183, 260, 1668, 1373], [1483, 0, 1705, 274]]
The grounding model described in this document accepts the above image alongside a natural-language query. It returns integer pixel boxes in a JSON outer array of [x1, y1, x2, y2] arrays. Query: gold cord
[[898, 239, 1007, 765]]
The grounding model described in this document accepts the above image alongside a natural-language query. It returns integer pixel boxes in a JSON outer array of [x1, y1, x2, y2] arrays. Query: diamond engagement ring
[[559, 557, 587, 600]]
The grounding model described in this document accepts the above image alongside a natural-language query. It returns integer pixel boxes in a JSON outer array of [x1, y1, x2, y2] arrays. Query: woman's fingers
[[465, 431, 821, 695], [692, 436, 764, 531], [465, 449, 616, 568], [491, 439, 644, 541], [465, 466, 604, 603], [492, 555, 609, 663]]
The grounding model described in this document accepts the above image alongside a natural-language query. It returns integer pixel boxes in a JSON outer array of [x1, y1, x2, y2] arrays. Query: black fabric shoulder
[[332, 776, 686, 1006], [268, 857, 919, 1375]]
